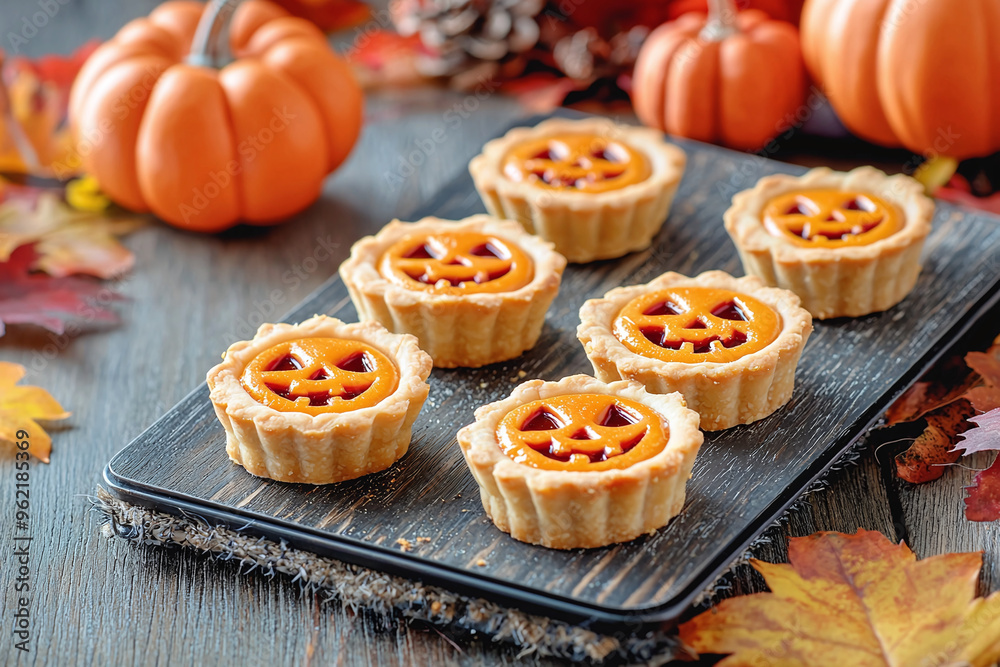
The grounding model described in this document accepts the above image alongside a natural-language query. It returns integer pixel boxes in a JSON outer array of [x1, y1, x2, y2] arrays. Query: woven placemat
[[91, 440, 863, 664]]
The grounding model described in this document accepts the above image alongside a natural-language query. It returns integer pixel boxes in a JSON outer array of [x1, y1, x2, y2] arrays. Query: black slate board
[[105, 113, 1000, 632]]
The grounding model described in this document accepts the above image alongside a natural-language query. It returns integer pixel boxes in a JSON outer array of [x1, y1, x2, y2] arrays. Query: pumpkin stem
[[701, 0, 739, 41], [188, 0, 240, 68]]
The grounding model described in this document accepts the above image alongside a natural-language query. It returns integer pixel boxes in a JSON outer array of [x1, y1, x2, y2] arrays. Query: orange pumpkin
[[69, 0, 363, 232], [801, 0, 1000, 160], [632, 0, 806, 151]]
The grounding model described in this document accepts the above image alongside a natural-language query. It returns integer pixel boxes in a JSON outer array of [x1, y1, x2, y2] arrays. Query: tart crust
[[457, 375, 703, 549], [724, 166, 934, 319], [206, 315, 432, 484], [577, 271, 812, 430], [339, 215, 566, 368], [469, 117, 687, 263]]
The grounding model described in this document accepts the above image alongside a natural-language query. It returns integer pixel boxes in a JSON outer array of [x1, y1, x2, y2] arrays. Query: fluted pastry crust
[[206, 316, 432, 484], [724, 166, 934, 319], [577, 271, 812, 430], [339, 215, 566, 368], [457, 375, 702, 549], [469, 117, 687, 263]]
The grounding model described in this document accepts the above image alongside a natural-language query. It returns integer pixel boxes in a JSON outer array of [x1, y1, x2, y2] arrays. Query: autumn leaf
[[0, 244, 121, 337], [884, 353, 978, 426], [964, 350, 1000, 413], [344, 31, 430, 88], [894, 399, 976, 484], [679, 529, 1000, 667], [0, 361, 70, 463], [0, 42, 99, 176], [0, 189, 142, 279], [953, 408, 1000, 456], [965, 456, 1000, 522]]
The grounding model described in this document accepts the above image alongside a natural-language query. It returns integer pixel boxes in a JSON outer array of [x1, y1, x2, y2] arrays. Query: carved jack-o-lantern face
[[502, 133, 650, 193], [496, 393, 668, 471], [241, 338, 398, 415], [762, 189, 901, 247], [380, 231, 534, 295], [614, 287, 781, 364]]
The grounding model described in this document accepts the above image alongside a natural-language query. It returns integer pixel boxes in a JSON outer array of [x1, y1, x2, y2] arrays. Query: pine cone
[[392, 0, 544, 77]]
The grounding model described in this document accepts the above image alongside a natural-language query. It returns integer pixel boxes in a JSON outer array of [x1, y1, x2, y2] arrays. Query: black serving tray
[[105, 113, 1000, 633]]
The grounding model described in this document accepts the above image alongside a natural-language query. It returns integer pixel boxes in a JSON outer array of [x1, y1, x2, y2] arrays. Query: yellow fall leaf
[[0, 361, 70, 463], [680, 529, 1000, 667]]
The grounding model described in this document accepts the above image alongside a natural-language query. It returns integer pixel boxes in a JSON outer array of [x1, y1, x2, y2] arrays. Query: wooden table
[[2, 2, 997, 664]]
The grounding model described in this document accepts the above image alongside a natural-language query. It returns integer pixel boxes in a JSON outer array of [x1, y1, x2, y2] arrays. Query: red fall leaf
[[895, 399, 976, 484], [0, 244, 120, 337], [965, 456, 1000, 522]]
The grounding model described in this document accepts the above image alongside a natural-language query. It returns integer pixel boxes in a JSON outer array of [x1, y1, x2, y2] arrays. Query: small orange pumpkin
[[632, 0, 806, 151], [801, 0, 1000, 160], [69, 0, 363, 232]]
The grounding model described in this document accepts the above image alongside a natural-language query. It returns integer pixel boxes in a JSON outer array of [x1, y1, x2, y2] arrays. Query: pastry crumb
[[396, 538, 413, 552], [479, 381, 488, 389], [430, 601, 442, 614], [475, 558, 487, 567], [415, 536, 431, 543], [517, 370, 527, 378]]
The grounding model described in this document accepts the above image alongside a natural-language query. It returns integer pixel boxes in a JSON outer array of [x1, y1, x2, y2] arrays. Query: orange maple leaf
[[0, 189, 142, 279], [680, 529, 1000, 666], [964, 350, 1000, 413], [0, 362, 70, 463]]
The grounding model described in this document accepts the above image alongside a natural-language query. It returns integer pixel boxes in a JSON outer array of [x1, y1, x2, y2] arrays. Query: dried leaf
[[885, 354, 977, 426], [0, 190, 142, 279], [0, 42, 99, 176], [935, 174, 1000, 216], [679, 529, 1000, 667], [344, 31, 430, 88], [965, 456, 1000, 522], [953, 408, 1000, 456], [0, 361, 70, 463], [0, 244, 121, 337], [964, 350, 1000, 413], [499, 73, 586, 114], [895, 399, 976, 484]]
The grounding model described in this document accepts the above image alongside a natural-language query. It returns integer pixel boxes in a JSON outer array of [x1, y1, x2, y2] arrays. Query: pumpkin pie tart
[[339, 215, 566, 368], [206, 315, 432, 484], [724, 166, 934, 319], [578, 271, 812, 430], [457, 375, 703, 549], [469, 117, 687, 263]]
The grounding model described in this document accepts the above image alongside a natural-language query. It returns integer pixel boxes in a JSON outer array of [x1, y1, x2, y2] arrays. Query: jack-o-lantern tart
[[340, 215, 566, 368], [457, 375, 703, 549], [578, 271, 812, 430], [206, 316, 432, 484], [69, 0, 363, 232], [469, 118, 687, 263], [724, 167, 934, 319]]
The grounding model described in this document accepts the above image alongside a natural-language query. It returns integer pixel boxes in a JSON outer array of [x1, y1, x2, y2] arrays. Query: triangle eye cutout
[[521, 408, 563, 431], [469, 242, 508, 259], [644, 300, 682, 317], [711, 301, 747, 321], [598, 404, 638, 428], [269, 355, 302, 372], [336, 352, 372, 373], [404, 243, 442, 260]]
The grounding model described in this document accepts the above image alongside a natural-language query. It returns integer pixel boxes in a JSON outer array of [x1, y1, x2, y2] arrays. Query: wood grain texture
[[1, 1, 999, 664], [106, 116, 1000, 626]]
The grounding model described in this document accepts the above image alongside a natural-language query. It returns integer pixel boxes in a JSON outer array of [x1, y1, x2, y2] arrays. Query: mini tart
[[457, 375, 703, 549], [206, 315, 432, 484], [577, 271, 812, 430], [724, 166, 934, 319], [469, 117, 687, 263], [339, 215, 566, 368]]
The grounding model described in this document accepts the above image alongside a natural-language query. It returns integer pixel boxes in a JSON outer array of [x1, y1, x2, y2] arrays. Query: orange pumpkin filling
[[762, 189, 902, 247], [380, 231, 533, 294], [613, 287, 781, 364], [496, 394, 668, 471], [502, 133, 650, 193], [241, 338, 398, 415]]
